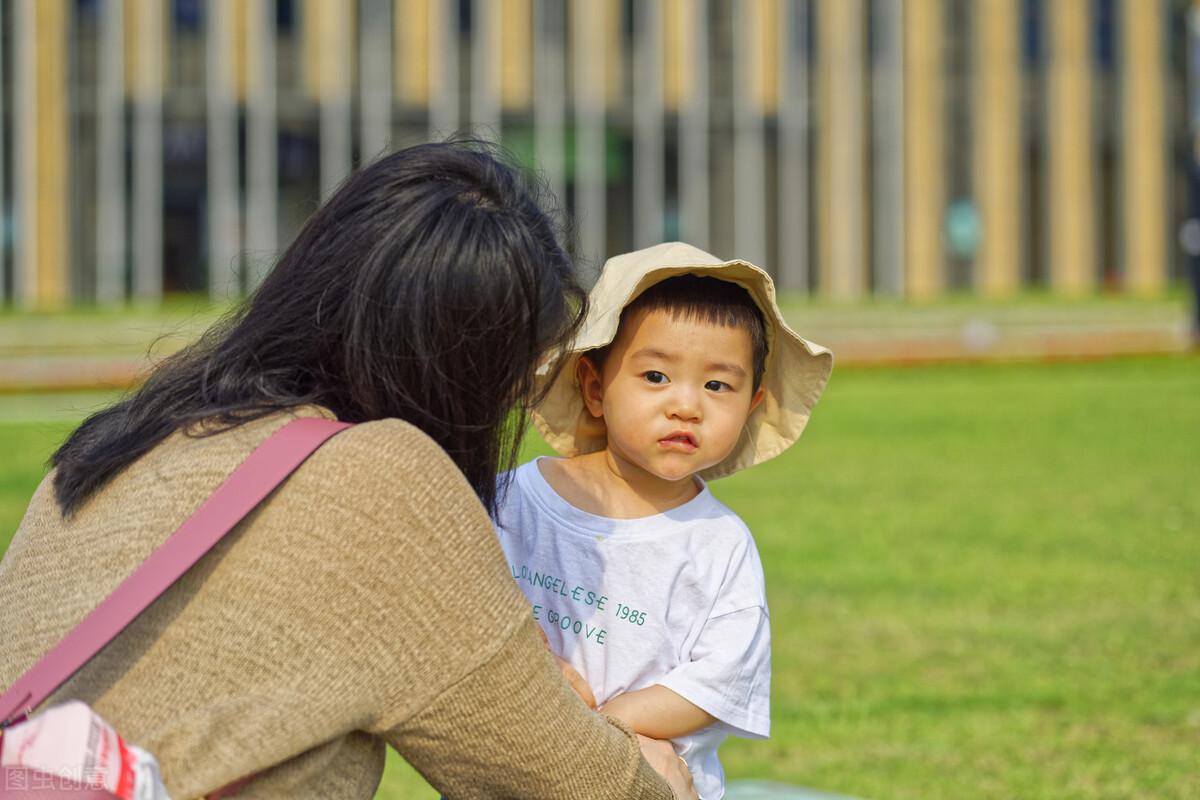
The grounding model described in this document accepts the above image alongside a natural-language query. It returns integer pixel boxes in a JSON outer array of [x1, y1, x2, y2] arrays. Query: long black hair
[[52, 140, 585, 516]]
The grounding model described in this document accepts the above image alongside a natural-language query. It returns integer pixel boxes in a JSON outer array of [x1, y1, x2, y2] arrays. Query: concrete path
[[726, 781, 863, 800]]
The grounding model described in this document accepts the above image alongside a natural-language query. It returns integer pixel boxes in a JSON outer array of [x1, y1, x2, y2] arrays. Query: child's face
[[579, 307, 765, 484]]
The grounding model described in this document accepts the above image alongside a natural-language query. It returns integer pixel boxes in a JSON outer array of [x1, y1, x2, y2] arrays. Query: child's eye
[[705, 380, 731, 392], [643, 371, 668, 384]]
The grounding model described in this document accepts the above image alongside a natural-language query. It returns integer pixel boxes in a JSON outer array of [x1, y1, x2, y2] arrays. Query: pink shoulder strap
[[0, 416, 352, 729]]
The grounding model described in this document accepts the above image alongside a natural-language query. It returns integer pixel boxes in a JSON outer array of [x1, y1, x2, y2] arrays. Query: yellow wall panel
[[396, 0, 431, 105], [605, 0, 623, 107], [1047, 0, 1095, 296], [973, 0, 1021, 297], [1120, 0, 1167, 294], [125, 0, 168, 100], [663, 0, 690, 110], [904, 0, 945, 300], [817, 0, 865, 299], [35, 0, 69, 306], [752, 0, 779, 115], [303, 0, 355, 100], [233, 0, 249, 101], [501, 0, 533, 110]]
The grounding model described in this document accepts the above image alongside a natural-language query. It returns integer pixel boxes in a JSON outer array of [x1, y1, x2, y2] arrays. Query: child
[[493, 242, 833, 799]]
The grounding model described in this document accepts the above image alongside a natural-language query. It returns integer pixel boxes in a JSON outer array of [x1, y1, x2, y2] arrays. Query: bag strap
[[0, 417, 352, 729]]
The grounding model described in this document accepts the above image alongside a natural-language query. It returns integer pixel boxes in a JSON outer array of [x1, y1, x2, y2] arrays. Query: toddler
[[493, 242, 833, 799]]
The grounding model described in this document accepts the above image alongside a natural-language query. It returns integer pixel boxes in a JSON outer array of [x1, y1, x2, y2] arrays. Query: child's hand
[[637, 734, 698, 800], [555, 654, 597, 709], [535, 623, 597, 709]]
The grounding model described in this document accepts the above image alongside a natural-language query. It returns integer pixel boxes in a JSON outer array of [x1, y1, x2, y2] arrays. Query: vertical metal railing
[[534, 0, 567, 218], [12, 0, 35, 307], [429, 0, 460, 138], [0, 0, 8, 304], [871, 0, 905, 298], [245, 0, 278, 290], [676, 0, 709, 251], [471, 0, 501, 138], [732, 2, 768, 270], [633, 0, 665, 249], [207, 0, 240, 298], [360, 0, 394, 163], [313, 0, 353, 200], [572, 0, 608, 277], [131, 0, 164, 301], [778, 0, 810, 294], [96, 0, 127, 304]]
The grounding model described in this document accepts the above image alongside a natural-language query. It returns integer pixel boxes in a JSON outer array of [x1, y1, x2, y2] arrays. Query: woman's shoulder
[[113, 406, 479, 535], [197, 405, 465, 489], [299, 410, 470, 495]]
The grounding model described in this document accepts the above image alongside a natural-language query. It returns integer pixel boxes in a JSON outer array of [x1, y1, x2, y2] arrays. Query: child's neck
[[539, 450, 701, 519]]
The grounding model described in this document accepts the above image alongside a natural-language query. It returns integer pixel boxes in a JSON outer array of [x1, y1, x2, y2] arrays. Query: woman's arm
[[381, 614, 691, 799], [601, 686, 717, 740]]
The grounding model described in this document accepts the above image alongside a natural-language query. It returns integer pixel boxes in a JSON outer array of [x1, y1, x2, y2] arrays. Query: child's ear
[[749, 385, 766, 414], [577, 355, 606, 418]]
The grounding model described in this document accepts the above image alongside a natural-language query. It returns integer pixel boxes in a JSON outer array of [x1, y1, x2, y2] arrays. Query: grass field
[[2, 356, 1198, 799]]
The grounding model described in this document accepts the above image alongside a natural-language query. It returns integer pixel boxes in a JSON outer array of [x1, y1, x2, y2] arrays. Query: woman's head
[[54, 140, 584, 515]]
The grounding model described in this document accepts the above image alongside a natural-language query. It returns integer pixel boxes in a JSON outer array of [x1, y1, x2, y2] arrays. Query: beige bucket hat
[[532, 242, 834, 480]]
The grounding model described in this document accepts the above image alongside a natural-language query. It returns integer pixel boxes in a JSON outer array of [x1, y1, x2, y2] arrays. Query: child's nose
[[667, 388, 702, 422]]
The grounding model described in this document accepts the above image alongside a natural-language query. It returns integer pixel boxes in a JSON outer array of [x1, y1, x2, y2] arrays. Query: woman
[[0, 142, 694, 799]]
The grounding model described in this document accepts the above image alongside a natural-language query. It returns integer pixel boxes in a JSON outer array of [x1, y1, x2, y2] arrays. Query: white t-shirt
[[493, 458, 771, 800]]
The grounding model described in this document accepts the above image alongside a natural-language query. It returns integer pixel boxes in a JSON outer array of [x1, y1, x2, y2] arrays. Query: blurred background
[[0, 2, 1198, 799], [1, 0, 1199, 306]]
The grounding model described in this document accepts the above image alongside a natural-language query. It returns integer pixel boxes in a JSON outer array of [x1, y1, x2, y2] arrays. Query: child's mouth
[[658, 433, 698, 451]]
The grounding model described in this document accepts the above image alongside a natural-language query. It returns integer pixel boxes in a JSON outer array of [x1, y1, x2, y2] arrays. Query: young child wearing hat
[[493, 242, 832, 799]]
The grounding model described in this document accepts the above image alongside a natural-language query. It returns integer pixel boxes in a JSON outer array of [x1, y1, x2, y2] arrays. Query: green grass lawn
[[3, 356, 1198, 799]]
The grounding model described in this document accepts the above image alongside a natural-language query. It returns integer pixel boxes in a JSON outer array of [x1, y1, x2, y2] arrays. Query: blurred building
[[0, 0, 1196, 307]]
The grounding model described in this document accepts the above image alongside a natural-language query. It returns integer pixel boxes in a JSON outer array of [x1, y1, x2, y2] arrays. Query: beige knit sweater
[[0, 407, 673, 799]]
